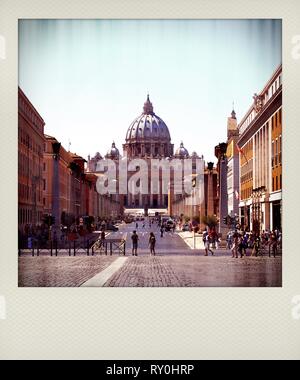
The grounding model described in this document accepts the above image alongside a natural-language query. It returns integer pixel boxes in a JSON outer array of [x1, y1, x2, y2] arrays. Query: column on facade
[[207, 171, 214, 216], [253, 135, 256, 189]]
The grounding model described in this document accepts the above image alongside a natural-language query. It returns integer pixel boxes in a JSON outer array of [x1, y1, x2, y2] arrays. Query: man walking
[[160, 224, 164, 238], [131, 230, 139, 256]]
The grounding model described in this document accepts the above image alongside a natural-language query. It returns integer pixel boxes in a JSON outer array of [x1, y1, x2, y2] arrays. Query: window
[[43, 162, 46, 171], [279, 135, 282, 164], [279, 109, 282, 124], [279, 174, 282, 189], [43, 179, 46, 191], [272, 177, 275, 192], [275, 176, 278, 190]]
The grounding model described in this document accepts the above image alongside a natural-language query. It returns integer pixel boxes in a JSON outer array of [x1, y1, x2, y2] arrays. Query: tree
[[201, 215, 218, 229]]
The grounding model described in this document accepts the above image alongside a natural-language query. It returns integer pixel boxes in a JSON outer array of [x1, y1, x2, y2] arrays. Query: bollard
[[55, 240, 58, 256], [69, 241, 71, 256], [110, 242, 112, 256], [105, 242, 108, 255], [37, 242, 39, 257], [87, 239, 89, 256], [32, 242, 34, 257], [92, 244, 94, 256], [50, 240, 53, 256], [73, 241, 76, 256]]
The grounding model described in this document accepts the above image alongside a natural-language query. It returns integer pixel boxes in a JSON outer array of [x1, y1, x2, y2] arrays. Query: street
[[18, 221, 282, 287]]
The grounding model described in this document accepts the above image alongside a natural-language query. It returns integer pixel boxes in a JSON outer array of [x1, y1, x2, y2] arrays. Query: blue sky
[[19, 19, 281, 163]]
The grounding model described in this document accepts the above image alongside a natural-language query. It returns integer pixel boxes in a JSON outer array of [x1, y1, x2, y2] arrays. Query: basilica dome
[[125, 95, 171, 143], [175, 142, 189, 158], [123, 95, 174, 158], [105, 141, 120, 159]]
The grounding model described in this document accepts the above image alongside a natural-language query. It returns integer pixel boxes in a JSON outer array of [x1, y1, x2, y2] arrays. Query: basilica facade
[[87, 95, 212, 216]]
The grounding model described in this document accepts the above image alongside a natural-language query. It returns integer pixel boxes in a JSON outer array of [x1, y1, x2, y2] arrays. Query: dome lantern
[[143, 94, 154, 115]]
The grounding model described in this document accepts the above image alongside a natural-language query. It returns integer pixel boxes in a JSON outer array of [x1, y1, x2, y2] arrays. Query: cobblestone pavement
[[18, 256, 117, 287], [18, 221, 282, 287], [104, 255, 281, 287]]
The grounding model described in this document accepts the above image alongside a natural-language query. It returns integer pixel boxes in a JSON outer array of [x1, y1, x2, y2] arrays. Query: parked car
[[182, 223, 190, 231], [124, 217, 133, 224], [165, 219, 175, 231], [106, 224, 119, 231]]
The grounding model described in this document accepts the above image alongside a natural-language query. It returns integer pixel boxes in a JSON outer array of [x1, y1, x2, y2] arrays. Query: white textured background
[[0, 0, 300, 359]]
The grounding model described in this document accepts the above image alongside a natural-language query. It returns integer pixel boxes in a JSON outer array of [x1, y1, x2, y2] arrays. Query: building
[[237, 64, 282, 232], [122, 95, 173, 209], [18, 87, 123, 238], [43, 136, 122, 227], [43, 135, 72, 225], [226, 109, 240, 218], [170, 161, 218, 228], [18, 87, 45, 229], [215, 142, 228, 234], [87, 95, 218, 223]]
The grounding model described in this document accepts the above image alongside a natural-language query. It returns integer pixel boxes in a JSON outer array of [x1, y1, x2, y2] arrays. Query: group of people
[[226, 229, 281, 258], [202, 230, 220, 256], [130, 230, 157, 256]]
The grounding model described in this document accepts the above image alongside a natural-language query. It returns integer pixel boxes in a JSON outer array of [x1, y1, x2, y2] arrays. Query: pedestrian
[[172, 223, 176, 233], [202, 230, 208, 248], [242, 233, 249, 256], [135, 221, 138, 229], [160, 225, 164, 238], [226, 231, 232, 250], [131, 230, 139, 256], [204, 233, 214, 256], [214, 231, 220, 249], [100, 228, 106, 249], [269, 230, 278, 257], [231, 231, 239, 258], [251, 233, 260, 256], [149, 232, 156, 256], [237, 234, 244, 258], [27, 235, 32, 249]]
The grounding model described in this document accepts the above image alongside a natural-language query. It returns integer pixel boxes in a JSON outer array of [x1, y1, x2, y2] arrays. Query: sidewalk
[[176, 230, 204, 249]]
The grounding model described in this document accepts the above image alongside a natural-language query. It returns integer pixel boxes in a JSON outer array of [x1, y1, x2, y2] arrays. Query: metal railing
[[18, 238, 98, 257]]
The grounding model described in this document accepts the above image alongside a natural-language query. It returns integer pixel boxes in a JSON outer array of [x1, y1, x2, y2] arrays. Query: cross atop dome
[[143, 93, 154, 115]]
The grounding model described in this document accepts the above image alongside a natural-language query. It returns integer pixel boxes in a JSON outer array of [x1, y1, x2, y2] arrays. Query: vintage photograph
[[18, 19, 282, 287]]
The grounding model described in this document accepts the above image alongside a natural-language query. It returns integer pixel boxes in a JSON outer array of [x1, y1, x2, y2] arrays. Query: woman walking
[[149, 232, 156, 256]]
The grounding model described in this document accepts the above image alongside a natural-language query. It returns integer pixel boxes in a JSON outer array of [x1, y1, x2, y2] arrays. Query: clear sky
[[19, 19, 281, 163]]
